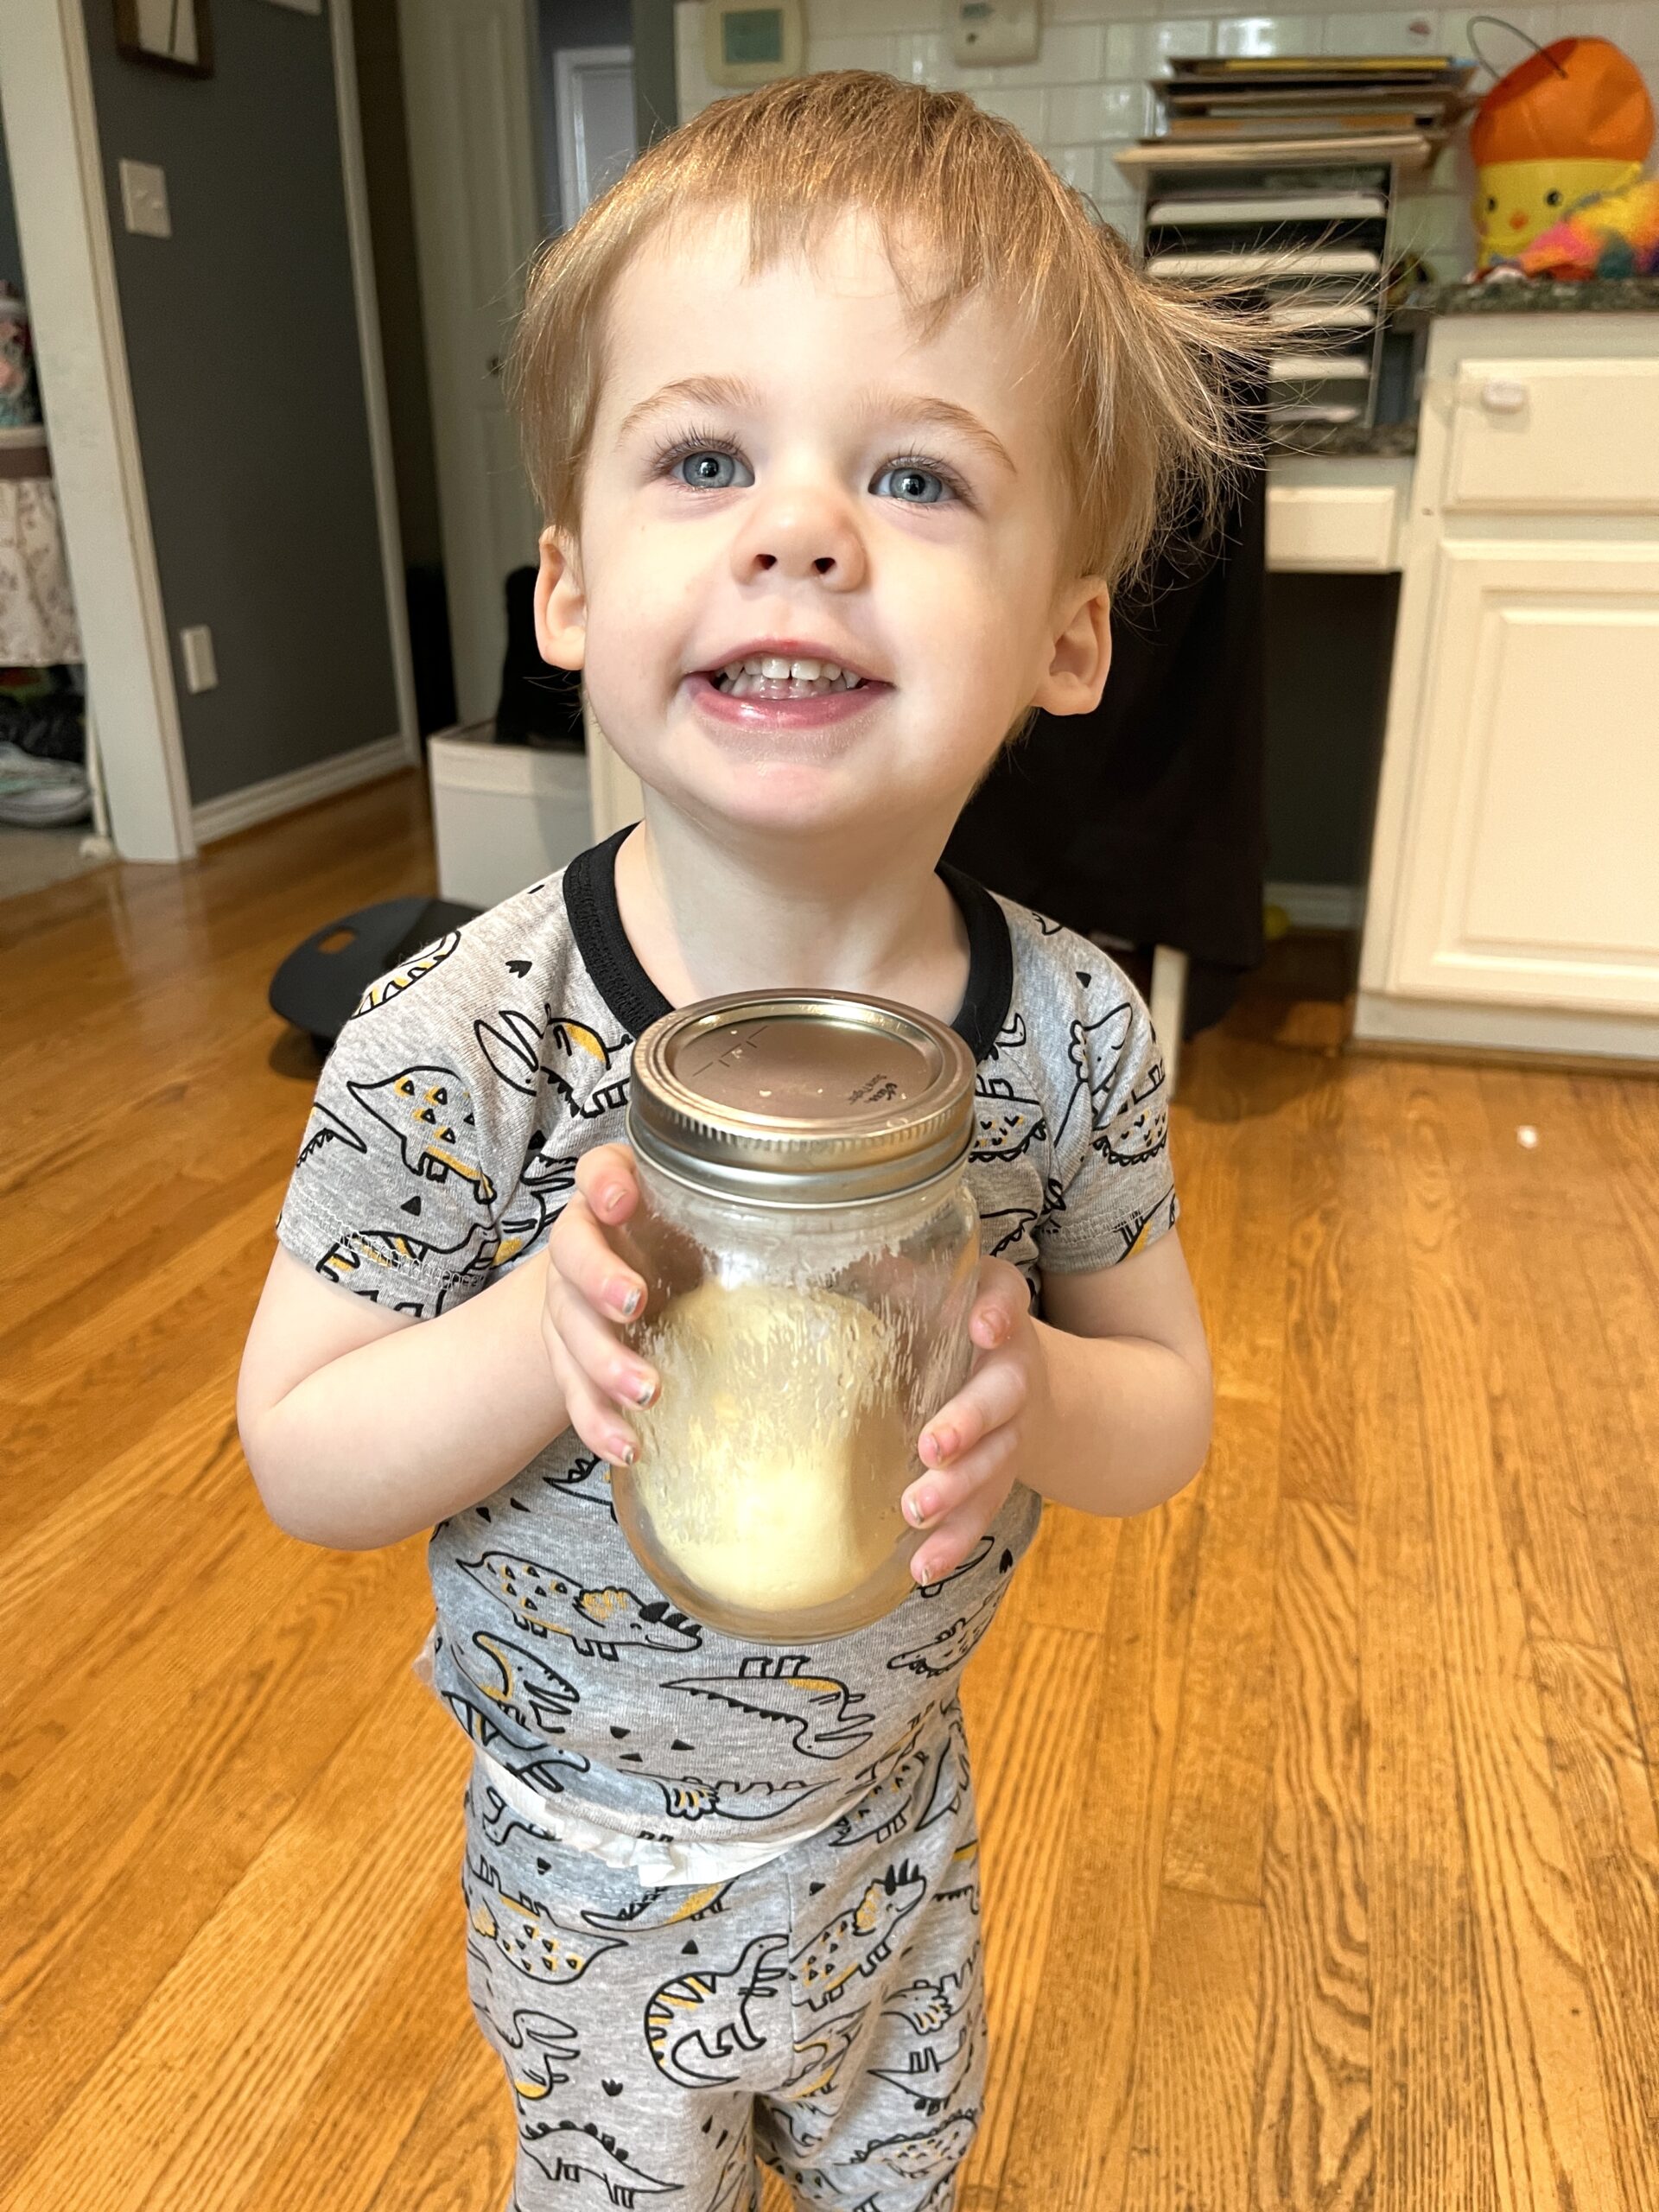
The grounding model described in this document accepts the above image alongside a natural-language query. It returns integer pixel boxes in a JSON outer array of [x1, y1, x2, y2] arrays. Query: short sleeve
[[273, 930, 514, 1319], [1034, 970, 1178, 1274]]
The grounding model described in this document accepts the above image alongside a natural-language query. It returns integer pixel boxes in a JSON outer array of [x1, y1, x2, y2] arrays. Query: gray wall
[[0, 119, 22, 291], [82, 0, 398, 809]]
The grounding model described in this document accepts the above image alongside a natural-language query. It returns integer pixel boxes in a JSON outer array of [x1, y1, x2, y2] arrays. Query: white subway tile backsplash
[[1045, 79, 1141, 140], [671, 0, 1658, 286]]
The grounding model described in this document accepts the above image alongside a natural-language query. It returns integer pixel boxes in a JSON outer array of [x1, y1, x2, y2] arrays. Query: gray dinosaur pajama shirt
[[274, 825, 1176, 2210]]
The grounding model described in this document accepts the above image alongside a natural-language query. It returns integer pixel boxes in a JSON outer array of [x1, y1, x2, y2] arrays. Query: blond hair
[[508, 69, 1264, 595]]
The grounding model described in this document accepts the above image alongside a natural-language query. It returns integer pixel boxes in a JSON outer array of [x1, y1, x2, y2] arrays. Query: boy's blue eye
[[875, 463, 947, 505], [673, 448, 752, 490]]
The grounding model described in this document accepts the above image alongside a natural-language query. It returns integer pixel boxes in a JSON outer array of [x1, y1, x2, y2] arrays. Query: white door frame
[[0, 0, 194, 863], [0, 0, 417, 867], [554, 43, 634, 231]]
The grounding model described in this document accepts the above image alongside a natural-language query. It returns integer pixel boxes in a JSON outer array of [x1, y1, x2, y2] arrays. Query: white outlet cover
[[118, 159, 170, 240], [180, 625, 219, 694], [950, 0, 1040, 68]]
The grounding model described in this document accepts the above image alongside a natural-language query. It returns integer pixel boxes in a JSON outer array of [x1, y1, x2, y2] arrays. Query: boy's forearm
[[1025, 1318, 1212, 1517], [254, 1249, 570, 1550]]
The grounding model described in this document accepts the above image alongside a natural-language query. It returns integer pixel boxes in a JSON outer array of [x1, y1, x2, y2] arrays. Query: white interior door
[[397, 0, 544, 726], [555, 46, 637, 229]]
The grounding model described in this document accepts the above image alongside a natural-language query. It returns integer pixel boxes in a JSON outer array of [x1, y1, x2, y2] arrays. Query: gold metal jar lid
[[626, 989, 976, 1208]]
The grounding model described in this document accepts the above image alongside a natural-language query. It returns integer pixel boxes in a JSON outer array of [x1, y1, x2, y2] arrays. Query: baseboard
[[1264, 880, 1366, 931], [191, 734, 409, 846], [1353, 988, 1659, 1065]]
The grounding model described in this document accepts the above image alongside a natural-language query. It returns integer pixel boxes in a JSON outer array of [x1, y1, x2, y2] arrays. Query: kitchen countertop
[[1268, 417, 1418, 458], [1398, 276, 1659, 320]]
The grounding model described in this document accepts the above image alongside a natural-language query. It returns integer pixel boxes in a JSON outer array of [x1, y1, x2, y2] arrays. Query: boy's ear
[[534, 524, 587, 670], [1030, 579, 1111, 718]]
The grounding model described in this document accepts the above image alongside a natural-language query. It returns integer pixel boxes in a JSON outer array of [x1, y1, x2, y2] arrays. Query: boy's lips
[[683, 670, 888, 730]]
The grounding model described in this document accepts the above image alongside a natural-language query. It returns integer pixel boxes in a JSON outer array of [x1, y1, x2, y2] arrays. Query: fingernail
[[613, 1281, 642, 1319], [602, 1185, 627, 1214], [925, 1428, 957, 1465], [908, 1490, 936, 1526], [912, 1552, 933, 1584], [613, 1436, 637, 1466], [634, 1372, 658, 1407]]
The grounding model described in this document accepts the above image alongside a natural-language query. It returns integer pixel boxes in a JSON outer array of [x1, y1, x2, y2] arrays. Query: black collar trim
[[563, 824, 1013, 1064]]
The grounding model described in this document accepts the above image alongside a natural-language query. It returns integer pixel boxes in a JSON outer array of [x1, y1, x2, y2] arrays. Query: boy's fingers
[[543, 1324, 639, 1466], [918, 1351, 1028, 1468], [575, 1143, 640, 1224], [968, 1260, 1030, 1350], [907, 1453, 1020, 1582], [549, 1192, 646, 1321], [904, 1421, 1020, 1531], [545, 1275, 659, 1413]]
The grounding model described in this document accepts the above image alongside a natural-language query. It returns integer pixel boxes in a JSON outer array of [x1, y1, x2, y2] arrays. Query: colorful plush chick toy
[[1471, 35, 1656, 280]]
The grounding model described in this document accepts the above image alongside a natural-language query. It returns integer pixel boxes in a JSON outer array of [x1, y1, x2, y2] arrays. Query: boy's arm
[[1029, 1228, 1212, 1516], [237, 1244, 570, 1551]]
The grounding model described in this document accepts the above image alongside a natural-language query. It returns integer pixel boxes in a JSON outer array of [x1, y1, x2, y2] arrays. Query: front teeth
[[713, 655, 867, 696]]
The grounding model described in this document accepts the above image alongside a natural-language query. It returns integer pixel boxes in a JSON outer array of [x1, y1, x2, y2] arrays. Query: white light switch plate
[[118, 159, 171, 239], [180, 625, 218, 694]]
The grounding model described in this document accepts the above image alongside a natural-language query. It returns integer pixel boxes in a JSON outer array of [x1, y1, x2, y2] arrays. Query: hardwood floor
[[3, 767, 1656, 2211]]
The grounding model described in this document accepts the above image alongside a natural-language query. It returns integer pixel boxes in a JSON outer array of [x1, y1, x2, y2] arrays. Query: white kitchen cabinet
[[1359, 311, 1659, 1061]]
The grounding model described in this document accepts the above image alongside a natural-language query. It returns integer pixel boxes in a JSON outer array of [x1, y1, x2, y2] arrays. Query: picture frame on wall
[[114, 0, 214, 79]]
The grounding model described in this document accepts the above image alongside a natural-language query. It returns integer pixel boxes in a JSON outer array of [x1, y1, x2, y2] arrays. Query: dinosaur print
[[664, 1655, 874, 1760], [643, 1933, 787, 2087], [348, 931, 461, 1018], [518, 2118, 683, 2205], [1116, 1188, 1179, 1262], [777, 2004, 871, 2101], [350, 1064, 498, 1202], [913, 1732, 971, 1836], [493, 2005, 581, 2101], [579, 1881, 734, 1935], [538, 1450, 617, 1516], [850, 2110, 979, 2178], [458, 1548, 702, 1660], [979, 1205, 1039, 1261], [885, 1594, 1001, 1681], [880, 1949, 981, 2038], [825, 1747, 931, 1851], [868, 2018, 981, 2117], [476, 1006, 631, 1120], [490, 1135, 583, 1268], [969, 1072, 1047, 1163], [930, 1839, 982, 1922], [792, 1861, 928, 2013], [294, 1102, 365, 1169], [315, 1220, 495, 1315], [648, 1775, 830, 1826], [444, 1684, 592, 1800], [467, 1850, 623, 1986], [464, 1628, 582, 1733]]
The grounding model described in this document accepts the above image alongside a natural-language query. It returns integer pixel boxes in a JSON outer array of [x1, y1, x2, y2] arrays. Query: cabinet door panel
[[1392, 543, 1659, 1011], [1445, 359, 1659, 514]]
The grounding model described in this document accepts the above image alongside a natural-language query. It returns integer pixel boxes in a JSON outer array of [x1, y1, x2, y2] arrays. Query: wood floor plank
[[4, 784, 1656, 2209], [993, 1487, 1203, 2212], [1254, 1502, 1371, 2212]]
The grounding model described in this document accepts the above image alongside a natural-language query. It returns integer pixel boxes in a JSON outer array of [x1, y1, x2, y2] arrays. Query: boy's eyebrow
[[616, 372, 1017, 475]]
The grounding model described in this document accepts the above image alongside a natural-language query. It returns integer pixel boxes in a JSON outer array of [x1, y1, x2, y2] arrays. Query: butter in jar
[[610, 990, 982, 1642]]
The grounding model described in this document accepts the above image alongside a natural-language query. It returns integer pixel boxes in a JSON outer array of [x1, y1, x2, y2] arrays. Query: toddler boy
[[238, 68, 1240, 2212]]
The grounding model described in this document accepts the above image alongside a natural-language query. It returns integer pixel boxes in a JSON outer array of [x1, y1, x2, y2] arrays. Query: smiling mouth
[[707, 655, 873, 698]]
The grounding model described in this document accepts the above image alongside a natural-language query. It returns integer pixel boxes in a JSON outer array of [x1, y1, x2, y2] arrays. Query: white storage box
[[428, 721, 594, 910]]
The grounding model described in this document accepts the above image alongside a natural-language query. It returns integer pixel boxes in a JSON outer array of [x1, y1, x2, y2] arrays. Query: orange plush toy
[[1471, 35, 1655, 278]]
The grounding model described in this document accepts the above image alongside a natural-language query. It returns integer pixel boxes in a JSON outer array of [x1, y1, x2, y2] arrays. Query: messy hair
[[508, 68, 1266, 596]]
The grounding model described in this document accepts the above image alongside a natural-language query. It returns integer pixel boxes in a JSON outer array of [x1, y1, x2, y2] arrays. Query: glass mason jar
[[608, 989, 982, 1643]]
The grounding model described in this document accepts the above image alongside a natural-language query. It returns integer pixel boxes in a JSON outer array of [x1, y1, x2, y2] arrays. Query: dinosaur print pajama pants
[[460, 1704, 986, 2212]]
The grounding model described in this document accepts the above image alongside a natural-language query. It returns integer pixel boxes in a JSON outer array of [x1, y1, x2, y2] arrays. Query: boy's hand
[[542, 1142, 659, 1468], [903, 1259, 1044, 1585]]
